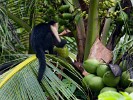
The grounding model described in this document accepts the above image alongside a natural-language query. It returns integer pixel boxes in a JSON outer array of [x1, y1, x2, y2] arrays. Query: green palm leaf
[[0, 55, 85, 100]]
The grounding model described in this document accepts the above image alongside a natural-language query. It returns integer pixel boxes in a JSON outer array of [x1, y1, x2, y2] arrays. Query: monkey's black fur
[[30, 21, 67, 82]]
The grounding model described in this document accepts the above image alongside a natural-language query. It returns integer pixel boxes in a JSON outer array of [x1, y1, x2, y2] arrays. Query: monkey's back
[[30, 23, 54, 52]]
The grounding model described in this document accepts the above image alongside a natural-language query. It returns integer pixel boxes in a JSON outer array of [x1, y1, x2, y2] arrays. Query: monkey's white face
[[50, 23, 61, 42], [54, 23, 58, 31]]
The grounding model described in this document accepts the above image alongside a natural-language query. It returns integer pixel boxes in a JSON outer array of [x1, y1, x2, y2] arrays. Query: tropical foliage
[[0, 0, 133, 100]]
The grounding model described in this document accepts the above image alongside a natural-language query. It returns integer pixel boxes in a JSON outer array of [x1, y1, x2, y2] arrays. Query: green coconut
[[62, 13, 73, 20], [97, 64, 109, 77], [88, 76, 104, 92], [58, 26, 65, 33], [125, 87, 133, 94], [119, 61, 127, 71], [103, 71, 120, 87], [83, 59, 100, 74], [82, 74, 95, 87], [58, 18, 67, 25], [59, 5, 70, 12], [120, 71, 131, 88], [54, 46, 69, 58], [100, 87, 117, 93]]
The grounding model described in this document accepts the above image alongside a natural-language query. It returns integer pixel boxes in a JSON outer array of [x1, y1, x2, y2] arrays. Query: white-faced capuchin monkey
[[30, 21, 67, 83]]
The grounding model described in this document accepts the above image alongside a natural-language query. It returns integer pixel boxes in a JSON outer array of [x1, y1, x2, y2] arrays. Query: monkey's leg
[[48, 46, 54, 54]]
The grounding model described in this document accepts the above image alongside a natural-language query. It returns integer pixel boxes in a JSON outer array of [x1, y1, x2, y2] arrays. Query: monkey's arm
[[50, 25, 61, 42], [56, 39, 67, 48], [59, 29, 71, 36]]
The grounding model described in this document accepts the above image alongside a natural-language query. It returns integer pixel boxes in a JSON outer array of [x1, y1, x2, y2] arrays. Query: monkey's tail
[[36, 49, 46, 83]]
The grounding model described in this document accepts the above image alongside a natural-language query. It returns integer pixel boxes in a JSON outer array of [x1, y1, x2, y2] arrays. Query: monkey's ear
[[50, 25, 61, 42]]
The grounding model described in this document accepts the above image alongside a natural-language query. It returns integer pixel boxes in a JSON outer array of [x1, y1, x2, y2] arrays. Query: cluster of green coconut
[[82, 59, 133, 94], [57, 5, 73, 33], [98, 0, 128, 21], [59, 5, 72, 19]]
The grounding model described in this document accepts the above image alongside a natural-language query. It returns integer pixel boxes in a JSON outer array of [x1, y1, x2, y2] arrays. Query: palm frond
[[0, 55, 86, 100], [0, 66, 47, 100], [113, 33, 133, 63]]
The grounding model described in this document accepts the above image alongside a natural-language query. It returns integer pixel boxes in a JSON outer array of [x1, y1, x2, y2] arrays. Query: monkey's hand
[[56, 39, 67, 48], [59, 29, 71, 36]]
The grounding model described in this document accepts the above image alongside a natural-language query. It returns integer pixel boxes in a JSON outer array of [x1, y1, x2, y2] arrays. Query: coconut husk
[[89, 38, 113, 63]]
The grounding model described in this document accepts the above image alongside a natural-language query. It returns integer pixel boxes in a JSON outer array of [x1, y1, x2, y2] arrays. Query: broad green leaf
[[98, 91, 124, 100], [0, 55, 86, 100], [129, 79, 133, 82], [62, 79, 76, 93], [120, 92, 132, 100], [130, 92, 133, 99]]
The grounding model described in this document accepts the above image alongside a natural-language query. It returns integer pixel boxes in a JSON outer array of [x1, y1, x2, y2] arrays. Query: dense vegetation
[[0, 0, 133, 100]]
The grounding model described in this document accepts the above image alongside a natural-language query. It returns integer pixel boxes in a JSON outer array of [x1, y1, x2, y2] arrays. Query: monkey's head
[[49, 20, 67, 47], [48, 21, 58, 30]]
